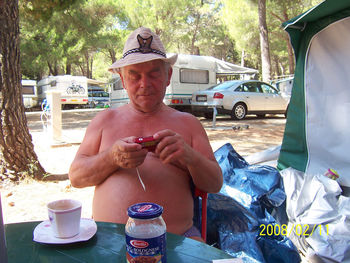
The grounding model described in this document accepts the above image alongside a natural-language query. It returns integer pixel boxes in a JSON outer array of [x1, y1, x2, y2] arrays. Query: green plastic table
[[5, 221, 233, 262]]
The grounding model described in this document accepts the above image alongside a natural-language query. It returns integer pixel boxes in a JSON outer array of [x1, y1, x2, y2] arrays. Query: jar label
[[126, 233, 166, 263]]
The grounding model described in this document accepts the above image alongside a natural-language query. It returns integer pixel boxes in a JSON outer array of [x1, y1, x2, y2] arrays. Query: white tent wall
[[277, 1, 350, 261], [305, 16, 350, 187]]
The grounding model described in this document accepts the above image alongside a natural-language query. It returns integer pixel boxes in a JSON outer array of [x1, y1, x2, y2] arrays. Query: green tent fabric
[[277, 0, 350, 187]]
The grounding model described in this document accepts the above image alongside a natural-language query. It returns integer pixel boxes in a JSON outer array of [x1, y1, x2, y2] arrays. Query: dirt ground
[[1, 109, 286, 224]]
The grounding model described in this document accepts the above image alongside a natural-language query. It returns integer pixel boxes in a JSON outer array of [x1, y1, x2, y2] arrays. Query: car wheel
[[231, 103, 246, 120]]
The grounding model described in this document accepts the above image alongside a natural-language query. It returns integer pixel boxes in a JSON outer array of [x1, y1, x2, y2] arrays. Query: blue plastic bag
[[207, 143, 300, 263]]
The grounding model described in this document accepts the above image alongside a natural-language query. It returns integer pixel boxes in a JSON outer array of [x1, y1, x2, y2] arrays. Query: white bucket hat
[[108, 27, 178, 73]]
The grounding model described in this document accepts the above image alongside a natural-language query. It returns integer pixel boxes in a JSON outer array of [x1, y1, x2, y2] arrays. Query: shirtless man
[[68, 27, 223, 241]]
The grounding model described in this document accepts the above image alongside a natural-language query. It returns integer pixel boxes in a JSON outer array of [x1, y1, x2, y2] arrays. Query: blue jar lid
[[127, 203, 163, 219]]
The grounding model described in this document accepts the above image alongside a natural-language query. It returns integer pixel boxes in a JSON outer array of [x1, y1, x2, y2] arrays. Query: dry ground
[[1, 110, 286, 224]]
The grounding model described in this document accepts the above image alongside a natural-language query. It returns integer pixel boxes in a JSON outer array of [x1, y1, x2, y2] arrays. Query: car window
[[244, 82, 262, 93], [236, 84, 249, 92], [234, 85, 244, 92], [89, 91, 110, 98], [207, 83, 221, 90], [261, 83, 279, 94], [210, 81, 239, 91]]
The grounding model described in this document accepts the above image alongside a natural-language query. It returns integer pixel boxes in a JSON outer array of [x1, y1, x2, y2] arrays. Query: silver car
[[191, 80, 289, 120]]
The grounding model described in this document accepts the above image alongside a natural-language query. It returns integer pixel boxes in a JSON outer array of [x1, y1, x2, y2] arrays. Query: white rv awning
[[170, 53, 258, 75], [87, 78, 105, 85], [213, 57, 258, 75]]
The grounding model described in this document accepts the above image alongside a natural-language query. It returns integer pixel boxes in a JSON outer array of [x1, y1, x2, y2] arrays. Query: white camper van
[[37, 75, 105, 109], [107, 75, 125, 108], [21, 79, 45, 110], [109, 54, 258, 110]]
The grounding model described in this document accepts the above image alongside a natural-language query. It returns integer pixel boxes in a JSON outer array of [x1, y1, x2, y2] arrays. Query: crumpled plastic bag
[[280, 167, 350, 263], [206, 143, 300, 263]]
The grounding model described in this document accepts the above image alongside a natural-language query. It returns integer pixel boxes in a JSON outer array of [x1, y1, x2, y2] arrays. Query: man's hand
[[153, 128, 223, 193], [153, 129, 193, 168], [110, 136, 148, 169]]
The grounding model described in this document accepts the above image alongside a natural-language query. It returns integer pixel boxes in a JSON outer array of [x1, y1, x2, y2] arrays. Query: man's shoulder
[[164, 107, 201, 125], [91, 106, 124, 124], [170, 108, 198, 121]]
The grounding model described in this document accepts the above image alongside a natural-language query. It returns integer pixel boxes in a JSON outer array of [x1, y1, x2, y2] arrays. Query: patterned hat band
[[122, 48, 166, 59], [122, 34, 166, 59]]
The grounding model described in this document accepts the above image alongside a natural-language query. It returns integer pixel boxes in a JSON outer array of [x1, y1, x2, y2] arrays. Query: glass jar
[[125, 202, 166, 263]]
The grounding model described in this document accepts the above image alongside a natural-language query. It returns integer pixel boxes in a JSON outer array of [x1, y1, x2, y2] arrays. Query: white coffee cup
[[47, 199, 82, 239]]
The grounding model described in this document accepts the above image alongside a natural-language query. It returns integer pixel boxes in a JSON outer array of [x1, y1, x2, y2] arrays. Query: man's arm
[[153, 116, 223, 193], [68, 112, 147, 188]]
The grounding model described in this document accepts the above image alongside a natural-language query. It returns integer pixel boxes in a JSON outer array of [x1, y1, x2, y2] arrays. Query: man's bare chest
[[99, 117, 190, 151]]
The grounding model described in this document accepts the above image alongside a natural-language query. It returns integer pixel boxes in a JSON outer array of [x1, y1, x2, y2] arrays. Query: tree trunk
[[273, 55, 281, 77], [48, 62, 54, 75], [190, 31, 198, 55], [285, 36, 295, 74], [190, 13, 200, 55], [258, 0, 271, 82], [53, 61, 59, 76], [241, 49, 245, 67], [109, 49, 116, 63], [0, 0, 46, 181], [79, 64, 85, 76], [66, 63, 71, 75], [282, 9, 295, 75], [90, 57, 93, 79], [85, 52, 90, 78]]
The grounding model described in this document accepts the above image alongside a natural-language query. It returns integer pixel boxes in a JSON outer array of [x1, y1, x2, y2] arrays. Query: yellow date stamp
[[259, 224, 329, 237]]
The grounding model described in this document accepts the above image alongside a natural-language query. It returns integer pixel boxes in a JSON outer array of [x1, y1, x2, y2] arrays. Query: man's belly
[[92, 154, 194, 235]]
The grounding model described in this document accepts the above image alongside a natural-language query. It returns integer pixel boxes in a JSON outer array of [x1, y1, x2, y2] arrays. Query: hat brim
[[108, 53, 178, 73]]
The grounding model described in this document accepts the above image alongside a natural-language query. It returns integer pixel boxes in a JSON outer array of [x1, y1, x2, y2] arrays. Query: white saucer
[[33, 218, 97, 244]]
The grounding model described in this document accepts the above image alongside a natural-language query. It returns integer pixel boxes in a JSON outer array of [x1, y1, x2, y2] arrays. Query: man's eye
[[150, 71, 161, 78], [129, 74, 140, 80]]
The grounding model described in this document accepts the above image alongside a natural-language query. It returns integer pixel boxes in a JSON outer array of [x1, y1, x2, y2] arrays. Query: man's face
[[119, 59, 172, 113]]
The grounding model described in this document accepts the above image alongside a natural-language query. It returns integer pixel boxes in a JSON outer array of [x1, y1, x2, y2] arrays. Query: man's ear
[[166, 66, 173, 87], [118, 71, 126, 90]]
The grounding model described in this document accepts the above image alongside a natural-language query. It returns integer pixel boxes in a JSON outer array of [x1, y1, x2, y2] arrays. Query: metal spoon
[[136, 167, 146, 191]]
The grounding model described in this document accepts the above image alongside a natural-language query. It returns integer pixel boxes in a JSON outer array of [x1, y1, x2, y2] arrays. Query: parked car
[[191, 80, 288, 120], [88, 89, 110, 108], [271, 76, 293, 101]]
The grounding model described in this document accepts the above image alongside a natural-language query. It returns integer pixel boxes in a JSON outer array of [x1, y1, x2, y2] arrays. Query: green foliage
[[221, 0, 323, 77], [19, 0, 324, 81], [19, 0, 126, 81], [221, 0, 266, 72], [21, 0, 84, 21], [120, 0, 236, 61]]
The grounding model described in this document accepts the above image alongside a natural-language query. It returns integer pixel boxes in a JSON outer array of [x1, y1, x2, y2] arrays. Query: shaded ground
[[202, 115, 285, 154], [26, 108, 102, 132]]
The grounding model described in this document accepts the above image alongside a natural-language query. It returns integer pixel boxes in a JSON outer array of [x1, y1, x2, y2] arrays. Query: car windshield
[[207, 81, 240, 91]]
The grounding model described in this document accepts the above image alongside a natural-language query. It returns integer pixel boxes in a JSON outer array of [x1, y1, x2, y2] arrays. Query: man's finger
[[153, 129, 175, 140]]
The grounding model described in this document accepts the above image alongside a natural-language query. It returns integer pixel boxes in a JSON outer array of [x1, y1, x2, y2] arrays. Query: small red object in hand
[[134, 136, 158, 152]]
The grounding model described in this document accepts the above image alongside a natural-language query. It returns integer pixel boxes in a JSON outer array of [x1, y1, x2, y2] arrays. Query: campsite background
[[0, 0, 322, 235], [4, 0, 346, 262], [1, 0, 323, 183], [19, 0, 322, 83]]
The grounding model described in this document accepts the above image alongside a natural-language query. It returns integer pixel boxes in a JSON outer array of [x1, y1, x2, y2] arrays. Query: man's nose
[[139, 75, 151, 88]]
